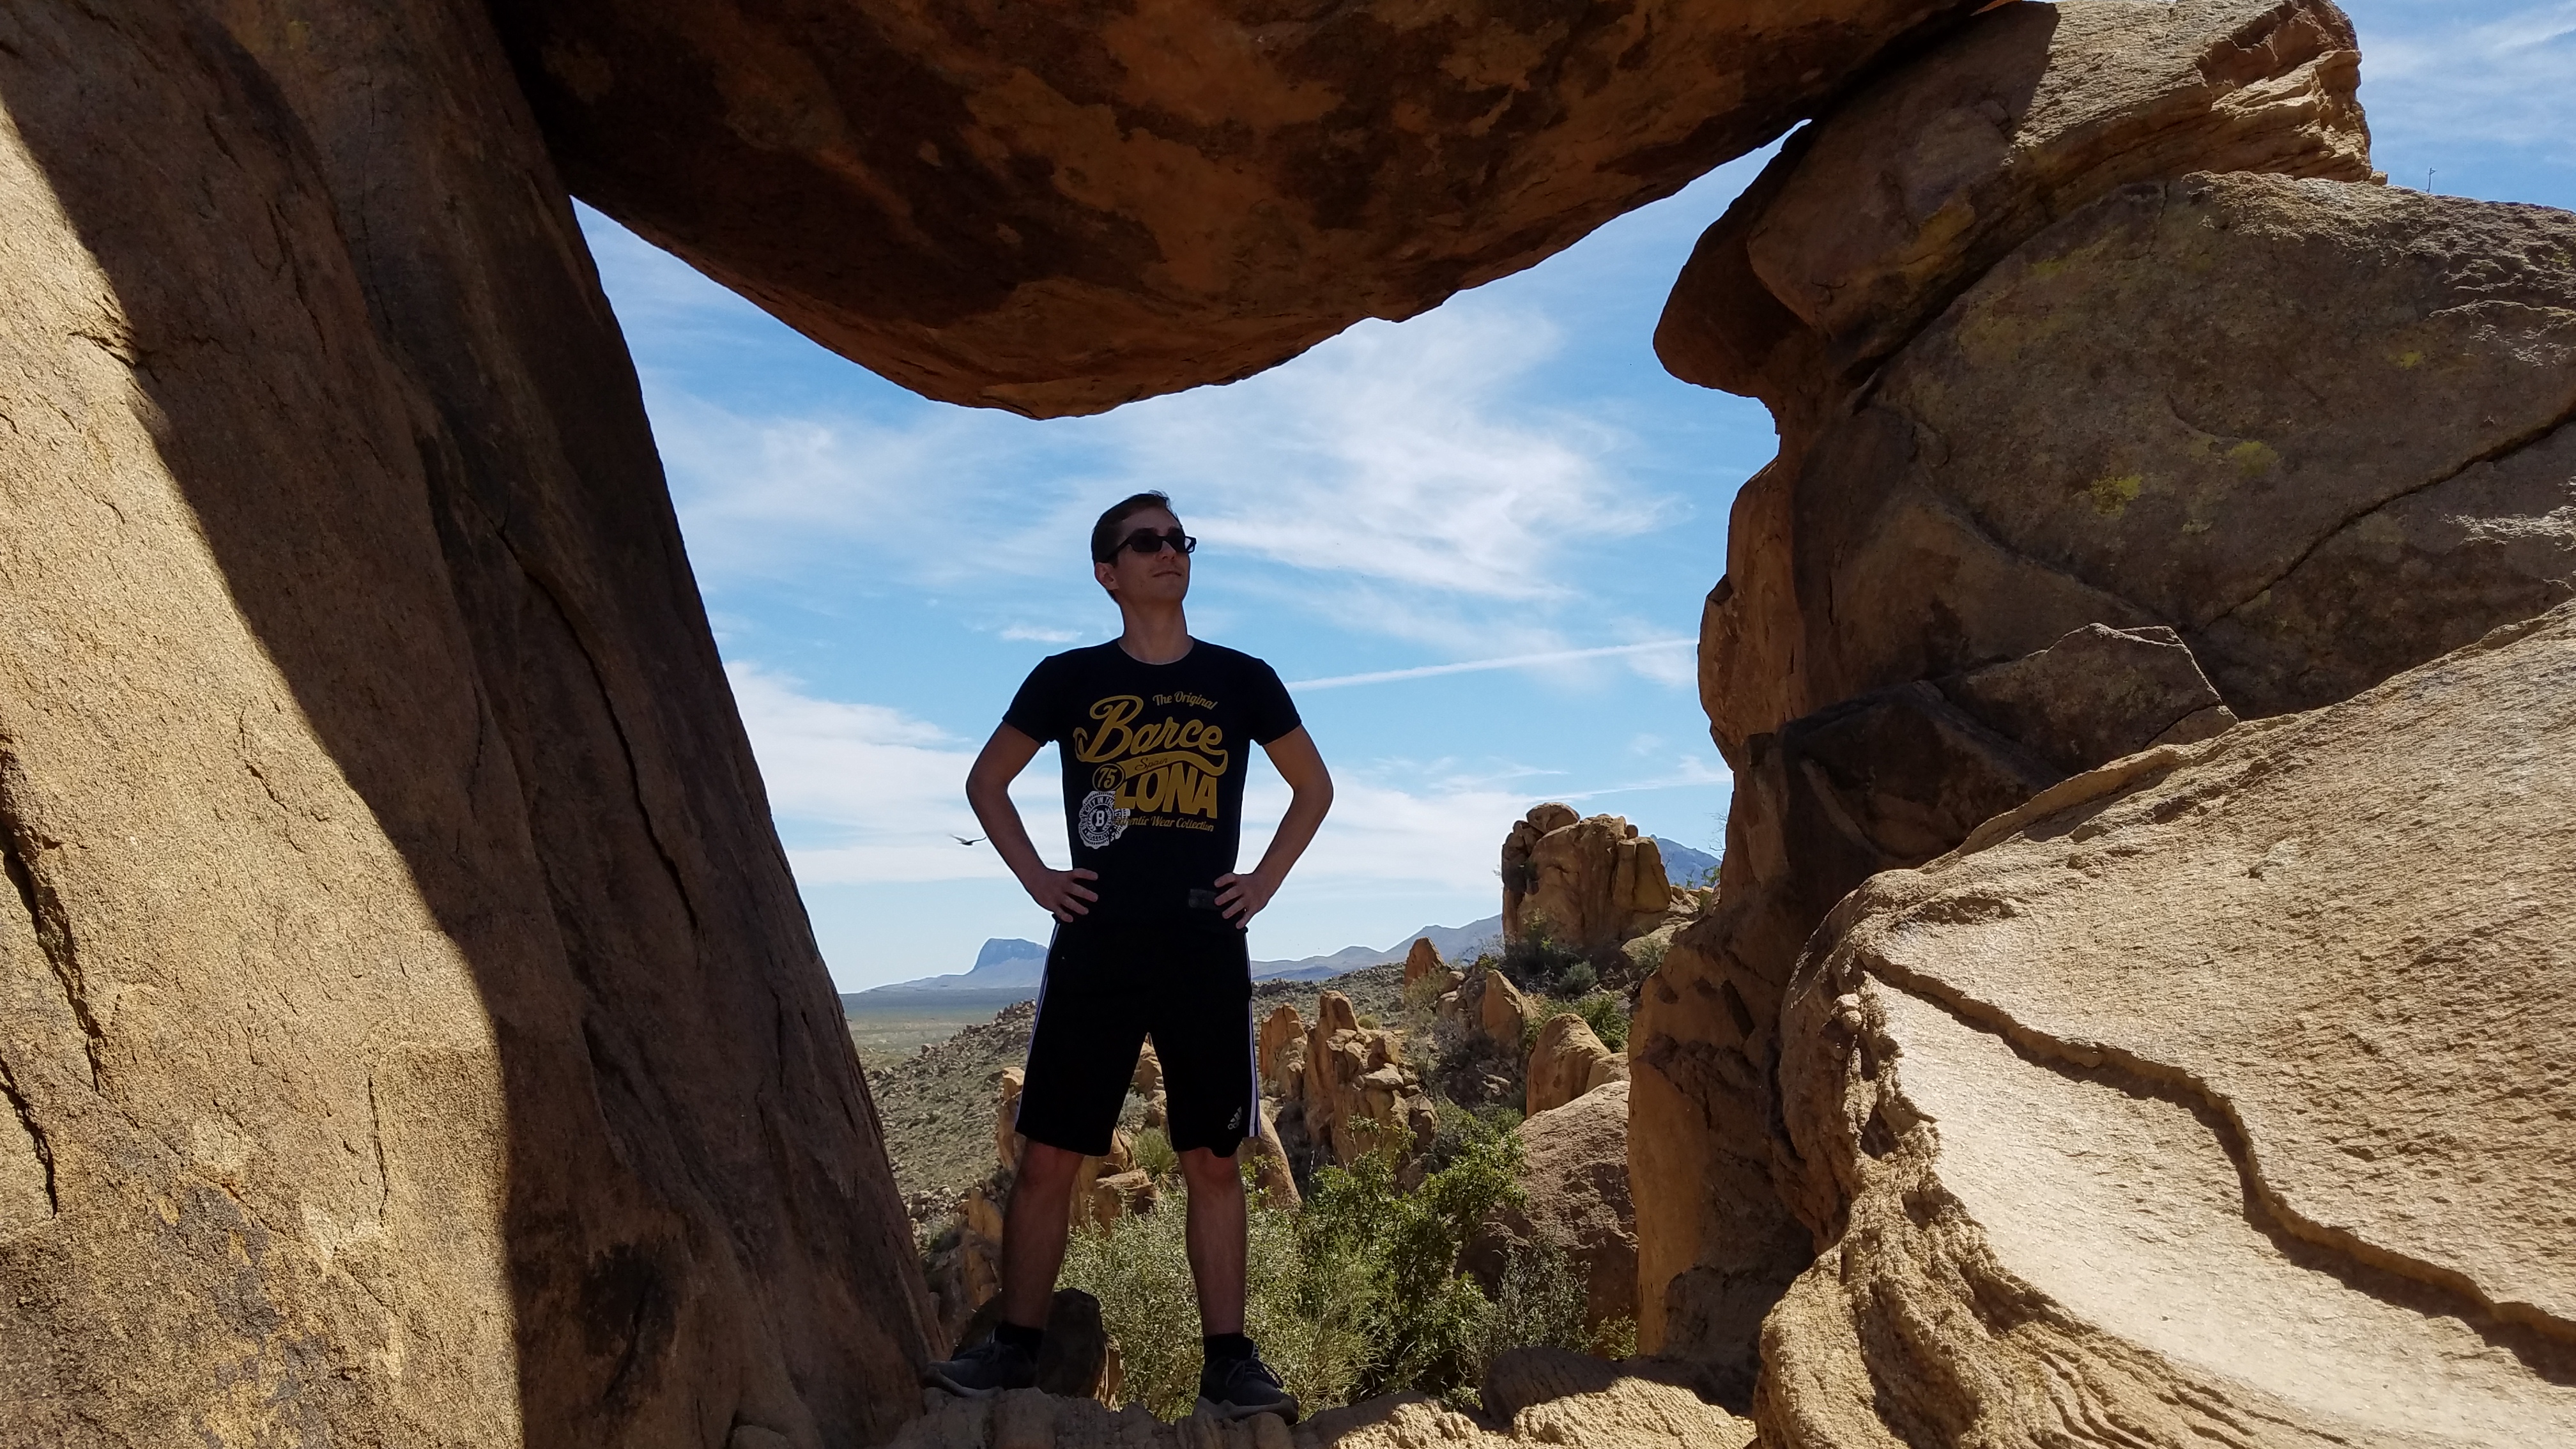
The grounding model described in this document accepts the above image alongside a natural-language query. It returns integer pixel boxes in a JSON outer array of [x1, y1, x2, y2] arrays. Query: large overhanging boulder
[[488, 0, 1992, 416], [1768, 604, 2576, 1447]]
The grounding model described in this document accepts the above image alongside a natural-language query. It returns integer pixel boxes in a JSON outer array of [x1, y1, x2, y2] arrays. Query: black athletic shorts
[[1015, 914, 1258, 1159]]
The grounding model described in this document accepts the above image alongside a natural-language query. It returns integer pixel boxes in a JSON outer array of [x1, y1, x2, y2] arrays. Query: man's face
[[1095, 507, 1191, 605]]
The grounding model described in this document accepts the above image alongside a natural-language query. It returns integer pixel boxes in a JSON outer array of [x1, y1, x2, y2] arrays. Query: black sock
[[994, 1320, 1044, 1358], [1202, 1331, 1255, 1366]]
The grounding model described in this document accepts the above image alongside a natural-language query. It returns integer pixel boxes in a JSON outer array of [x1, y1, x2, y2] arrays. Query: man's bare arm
[[1214, 726, 1333, 925], [965, 724, 1098, 921]]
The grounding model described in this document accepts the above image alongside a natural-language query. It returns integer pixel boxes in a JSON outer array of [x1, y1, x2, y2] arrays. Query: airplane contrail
[[1288, 638, 1695, 691]]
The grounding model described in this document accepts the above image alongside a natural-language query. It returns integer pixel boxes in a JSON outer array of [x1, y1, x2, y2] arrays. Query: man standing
[[924, 492, 1333, 1419]]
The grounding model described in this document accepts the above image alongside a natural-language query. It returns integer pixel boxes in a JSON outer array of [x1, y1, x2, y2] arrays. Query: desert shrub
[[1424, 1098, 1522, 1175], [1572, 993, 1630, 1052], [1062, 1123, 1537, 1416], [1480, 1243, 1588, 1360], [1356, 1012, 1380, 1029], [1497, 924, 1590, 999], [1130, 1126, 1179, 1183], [1059, 1196, 1365, 1418], [1399, 970, 1451, 1063], [1625, 932, 1669, 978], [1303, 1129, 1526, 1403]]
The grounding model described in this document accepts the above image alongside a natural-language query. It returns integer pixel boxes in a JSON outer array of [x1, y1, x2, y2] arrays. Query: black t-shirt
[[1004, 641, 1301, 921]]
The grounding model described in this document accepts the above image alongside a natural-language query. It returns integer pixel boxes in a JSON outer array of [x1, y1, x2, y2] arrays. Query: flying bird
[[952, 834, 986, 847]]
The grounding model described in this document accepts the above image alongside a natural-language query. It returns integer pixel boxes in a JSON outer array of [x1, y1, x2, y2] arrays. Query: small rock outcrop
[[1524, 1014, 1625, 1118], [1768, 606, 2576, 1448], [1257, 1003, 1307, 1092], [1467, 1081, 1639, 1333], [952, 1289, 1123, 1404], [1402, 937, 1444, 987], [1502, 807, 1676, 960], [1272, 991, 1438, 1172]]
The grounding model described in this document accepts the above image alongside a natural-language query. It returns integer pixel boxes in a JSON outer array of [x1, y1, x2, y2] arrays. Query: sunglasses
[[1108, 527, 1197, 560]]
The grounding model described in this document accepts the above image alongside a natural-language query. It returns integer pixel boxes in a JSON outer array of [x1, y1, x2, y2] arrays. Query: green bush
[[1480, 1241, 1635, 1361], [1058, 1195, 1365, 1418], [1425, 1098, 1522, 1174], [1301, 1128, 1526, 1403], [1572, 993, 1630, 1052], [1058, 1123, 1536, 1416], [1130, 1126, 1179, 1183], [1497, 924, 1590, 999]]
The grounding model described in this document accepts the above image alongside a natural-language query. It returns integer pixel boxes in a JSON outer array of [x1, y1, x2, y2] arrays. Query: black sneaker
[[922, 1336, 1038, 1398], [1196, 1351, 1300, 1423]]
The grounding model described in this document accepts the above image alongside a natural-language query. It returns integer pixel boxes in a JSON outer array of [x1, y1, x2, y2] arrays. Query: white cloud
[[726, 662, 1045, 885], [2354, 2, 2576, 159], [726, 663, 1716, 905], [641, 293, 1681, 655], [1289, 638, 1693, 690], [1000, 623, 1085, 643], [1099, 303, 1670, 600]]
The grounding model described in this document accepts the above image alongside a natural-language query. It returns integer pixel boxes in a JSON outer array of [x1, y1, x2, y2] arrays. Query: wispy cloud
[[1291, 638, 1694, 690], [726, 663, 1712, 899], [641, 291, 1680, 651], [2357, 2, 2576, 159]]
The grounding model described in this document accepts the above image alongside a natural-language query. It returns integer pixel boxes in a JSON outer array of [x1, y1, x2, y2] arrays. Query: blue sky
[[583, 0, 2575, 991]]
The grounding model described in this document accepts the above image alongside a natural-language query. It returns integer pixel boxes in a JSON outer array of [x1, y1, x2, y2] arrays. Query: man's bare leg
[[1179, 1146, 1247, 1335], [999, 1140, 1084, 1330]]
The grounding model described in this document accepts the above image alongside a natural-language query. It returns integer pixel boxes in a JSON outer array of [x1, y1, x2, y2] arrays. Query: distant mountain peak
[[972, 937, 1048, 969]]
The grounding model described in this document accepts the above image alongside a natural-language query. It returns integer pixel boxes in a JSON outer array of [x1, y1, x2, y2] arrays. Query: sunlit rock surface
[[1770, 606, 2576, 1448]]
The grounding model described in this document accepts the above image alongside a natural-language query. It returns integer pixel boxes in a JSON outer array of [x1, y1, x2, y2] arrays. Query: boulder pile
[[1268, 992, 1439, 1174], [1501, 806, 1682, 963]]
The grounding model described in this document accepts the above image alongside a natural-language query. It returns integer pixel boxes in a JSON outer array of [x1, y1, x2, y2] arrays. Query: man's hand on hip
[[1023, 867, 1100, 921], [1213, 868, 1278, 926]]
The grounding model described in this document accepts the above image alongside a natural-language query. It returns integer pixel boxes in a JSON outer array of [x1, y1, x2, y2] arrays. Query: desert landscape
[[2, 1, 2569, 1446]]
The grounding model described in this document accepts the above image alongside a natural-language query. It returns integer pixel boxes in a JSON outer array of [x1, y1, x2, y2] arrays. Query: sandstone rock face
[[1767, 606, 2576, 1448], [1631, 620, 2223, 1379], [0, 4, 930, 1444], [886, 1348, 1751, 1448], [1258, 1004, 1307, 1092], [1503, 808, 1674, 958], [1523, 1013, 1623, 1117], [1402, 937, 1443, 987], [1273, 990, 1435, 1171], [1639, 0, 2576, 1396], [1468, 1080, 1637, 1331], [489, 0, 1995, 417], [1457, 967, 1531, 1054], [1661, 0, 2372, 398]]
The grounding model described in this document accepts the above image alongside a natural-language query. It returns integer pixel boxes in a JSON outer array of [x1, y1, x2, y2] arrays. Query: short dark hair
[[1090, 491, 1177, 562]]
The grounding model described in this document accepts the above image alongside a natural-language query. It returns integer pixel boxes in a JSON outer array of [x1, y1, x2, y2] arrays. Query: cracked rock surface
[[1769, 604, 2576, 1448]]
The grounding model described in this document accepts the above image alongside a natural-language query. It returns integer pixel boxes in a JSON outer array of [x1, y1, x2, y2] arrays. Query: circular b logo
[[1077, 789, 1129, 848]]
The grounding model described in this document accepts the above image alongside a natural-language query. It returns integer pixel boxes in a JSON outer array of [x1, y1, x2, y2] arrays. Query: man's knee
[[1017, 1139, 1085, 1192], [1177, 1146, 1241, 1192]]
